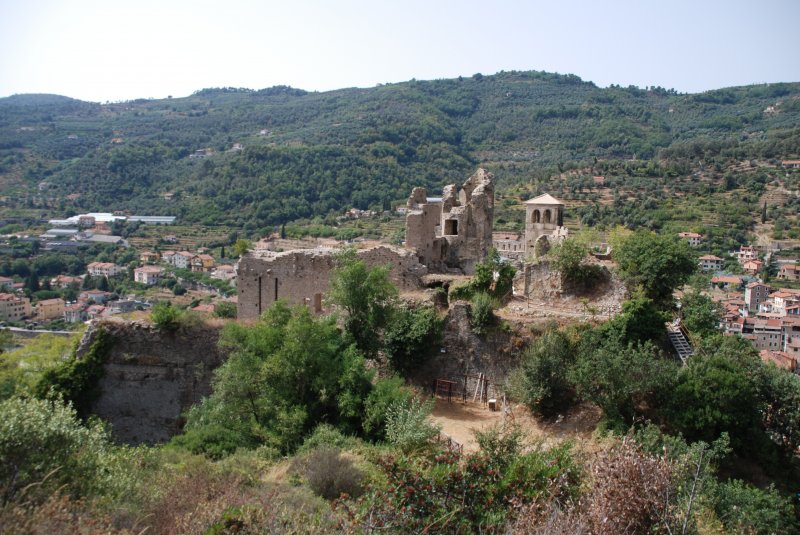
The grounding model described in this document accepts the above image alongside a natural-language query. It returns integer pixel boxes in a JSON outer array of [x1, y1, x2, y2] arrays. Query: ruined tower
[[404, 168, 494, 274]]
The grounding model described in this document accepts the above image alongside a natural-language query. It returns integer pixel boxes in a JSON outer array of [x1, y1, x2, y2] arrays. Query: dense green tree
[[680, 291, 723, 338], [668, 352, 762, 451], [614, 230, 696, 305], [572, 330, 677, 429], [548, 237, 603, 289], [328, 248, 397, 356], [517, 328, 576, 417], [182, 301, 373, 454], [382, 304, 443, 374], [603, 292, 669, 346]]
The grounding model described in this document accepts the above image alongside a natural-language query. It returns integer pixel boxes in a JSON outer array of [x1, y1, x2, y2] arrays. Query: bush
[[299, 423, 358, 454], [0, 397, 120, 503], [385, 396, 440, 452], [167, 424, 255, 460], [469, 291, 498, 335], [549, 238, 603, 289], [362, 376, 413, 441], [712, 479, 799, 535], [383, 304, 443, 374], [150, 302, 182, 331], [213, 301, 237, 319], [516, 329, 576, 417], [299, 447, 364, 500]]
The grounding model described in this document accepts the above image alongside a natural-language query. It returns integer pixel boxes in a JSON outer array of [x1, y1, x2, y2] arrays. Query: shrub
[[469, 291, 498, 335], [0, 397, 116, 503], [549, 238, 603, 289], [587, 438, 677, 534], [167, 424, 255, 460], [384, 396, 440, 452], [299, 423, 358, 454], [150, 302, 182, 331], [383, 304, 443, 374], [516, 329, 576, 417], [172, 284, 187, 296], [362, 377, 413, 441], [300, 447, 364, 500], [213, 301, 237, 319], [712, 479, 799, 535]]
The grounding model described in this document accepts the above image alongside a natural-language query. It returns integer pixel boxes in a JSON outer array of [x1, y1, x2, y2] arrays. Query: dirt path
[[429, 398, 602, 452]]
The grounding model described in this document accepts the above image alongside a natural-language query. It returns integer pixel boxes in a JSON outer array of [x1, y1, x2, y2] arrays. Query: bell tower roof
[[523, 193, 564, 206]]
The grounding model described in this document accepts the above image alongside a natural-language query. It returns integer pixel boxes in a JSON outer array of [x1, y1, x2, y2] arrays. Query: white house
[[134, 266, 165, 286]]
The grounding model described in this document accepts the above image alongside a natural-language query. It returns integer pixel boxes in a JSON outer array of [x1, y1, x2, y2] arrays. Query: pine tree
[[761, 201, 767, 224]]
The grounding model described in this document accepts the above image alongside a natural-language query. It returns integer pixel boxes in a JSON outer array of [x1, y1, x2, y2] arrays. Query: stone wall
[[237, 245, 426, 321], [81, 319, 225, 445]]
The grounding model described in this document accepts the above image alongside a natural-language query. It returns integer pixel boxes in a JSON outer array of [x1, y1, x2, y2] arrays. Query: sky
[[1, 0, 799, 103]]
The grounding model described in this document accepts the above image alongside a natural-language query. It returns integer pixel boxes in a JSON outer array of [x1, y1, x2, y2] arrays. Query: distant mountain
[[0, 71, 798, 229]]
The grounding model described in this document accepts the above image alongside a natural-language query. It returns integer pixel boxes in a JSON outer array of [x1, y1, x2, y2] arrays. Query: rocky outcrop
[[411, 302, 523, 399], [82, 319, 225, 445]]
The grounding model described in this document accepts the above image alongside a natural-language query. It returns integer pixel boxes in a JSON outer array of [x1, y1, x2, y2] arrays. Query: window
[[444, 219, 458, 235]]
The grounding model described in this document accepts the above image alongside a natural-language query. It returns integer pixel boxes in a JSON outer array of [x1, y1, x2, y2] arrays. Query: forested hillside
[[1, 71, 799, 231]]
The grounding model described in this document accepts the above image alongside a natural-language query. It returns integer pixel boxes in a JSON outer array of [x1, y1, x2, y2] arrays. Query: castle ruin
[[237, 245, 426, 321], [404, 168, 494, 274]]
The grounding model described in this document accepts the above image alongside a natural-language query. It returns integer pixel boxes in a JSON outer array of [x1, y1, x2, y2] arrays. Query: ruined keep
[[405, 168, 494, 274], [523, 193, 568, 258], [237, 245, 426, 321]]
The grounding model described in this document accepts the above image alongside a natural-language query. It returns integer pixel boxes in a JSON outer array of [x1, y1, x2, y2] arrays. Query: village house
[[711, 275, 743, 290], [79, 290, 112, 304], [781, 159, 800, 169], [134, 266, 165, 286], [86, 304, 108, 320], [63, 303, 88, 323], [742, 259, 764, 275], [759, 349, 798, 372], [492, 232, 524, 257], [678, 232, 703, 247], [778, 263, 800, 282], [36, 298, 65, 321], [0, 293, 31, 321], [165, 251, 194, 270], [767, 289, 800, 316], [191, 254, 216, 273], [592, 176, 605, 186], [210, 264, 236, 281], [0, 276, 14, 290], [736, 246, 758, 265], [140, 251, 160, 264], [87, 262, 126, 278], [698, 254, 724, 272], [50, 275, 83, 288], [745, 282, 771, 313]]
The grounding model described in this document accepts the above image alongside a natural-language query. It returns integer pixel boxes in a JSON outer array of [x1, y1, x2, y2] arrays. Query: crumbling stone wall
[[237, 245, 426, 321], [80, 319, 225, 445], [405, 168, 494, 274]]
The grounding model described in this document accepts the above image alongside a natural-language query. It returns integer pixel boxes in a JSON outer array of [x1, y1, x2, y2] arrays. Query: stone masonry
[[237, 245, 426, 321], [404, 168, 494, 274]]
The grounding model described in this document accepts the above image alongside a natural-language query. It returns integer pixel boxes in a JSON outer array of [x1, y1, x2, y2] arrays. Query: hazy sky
[[2, 0, 799, 102]]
